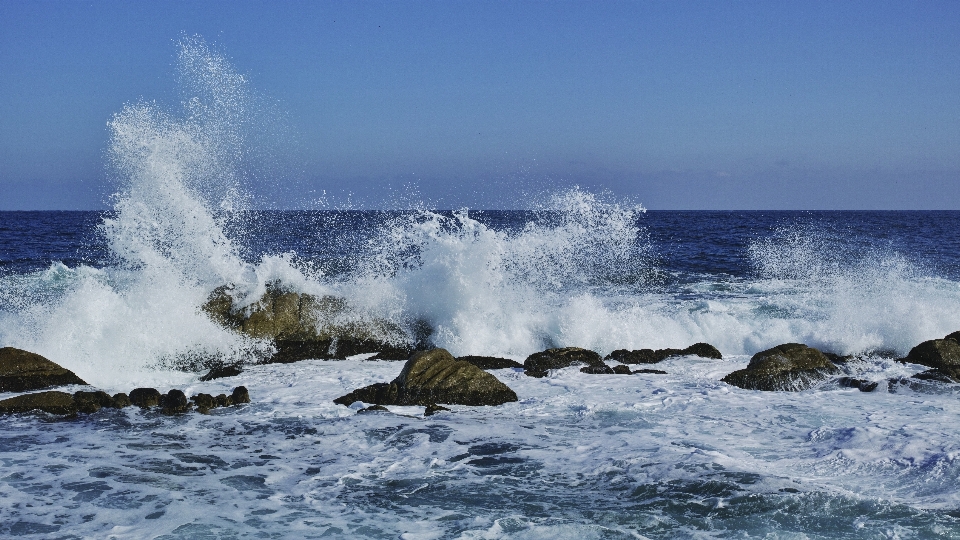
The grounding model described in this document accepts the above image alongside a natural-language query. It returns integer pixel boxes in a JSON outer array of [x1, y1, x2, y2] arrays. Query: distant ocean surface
[[3, 37, 960, 538]]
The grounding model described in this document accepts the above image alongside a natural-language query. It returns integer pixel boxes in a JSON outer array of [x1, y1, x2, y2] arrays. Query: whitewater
[[2, 37, 960, 538]]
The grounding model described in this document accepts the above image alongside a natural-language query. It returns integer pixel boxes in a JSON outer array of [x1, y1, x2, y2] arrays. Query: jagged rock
[[160, 389, 191, 415], [0, 391, 77, 415], [524, 347, 604, 378], [231, 386, 251, 405], [633, 368, 668, 374], [73, 390, 115, 413], [911, 367, 960, 383], [0, 347, 87, 392], [129, 388, 162, 408], [836, 377, 880, 392], [112, 393, 131, 408], [721, 343, 840, 391], [199, 364, 243, 381], [903, 338, 960, 371], [580, 365, 616, 374], [457, 356, 523, 370], [605, 343, 722, 364], [335, 348, 518, 407], [424, 403, 451, 416]]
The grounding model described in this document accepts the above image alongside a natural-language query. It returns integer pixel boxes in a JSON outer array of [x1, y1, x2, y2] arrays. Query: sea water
[[2, 37, 960, 538]]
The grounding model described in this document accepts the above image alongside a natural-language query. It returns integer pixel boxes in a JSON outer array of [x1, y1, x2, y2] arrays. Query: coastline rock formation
[[0, 386, 250, 417], [721, 343, 840, 391], [523, 347, 605, 378], [902, 335, 960, 382], [0, 347, 87, 392], [203, 285, 415, 363], [334, 348, 518, 407], [605, 343, 722, 364]]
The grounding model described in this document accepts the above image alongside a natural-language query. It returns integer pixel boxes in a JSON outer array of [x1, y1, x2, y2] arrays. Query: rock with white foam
[[721, 343, 840, 391], [0, 347, 87, 392]]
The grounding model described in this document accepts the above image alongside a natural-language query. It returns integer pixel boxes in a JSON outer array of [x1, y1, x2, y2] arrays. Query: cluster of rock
[[523, 344, 721, 378]]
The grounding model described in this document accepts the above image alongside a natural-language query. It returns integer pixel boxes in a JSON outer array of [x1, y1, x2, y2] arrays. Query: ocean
[[2, 37, 960, 539]]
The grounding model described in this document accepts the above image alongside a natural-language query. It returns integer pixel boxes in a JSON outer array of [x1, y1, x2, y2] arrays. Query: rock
[[199, 364, 243, 381], [945, 331, 960, 343], [73, 390, 115, 413], [836, 377, 880, 392], [357, 404, 390, 413], [633, 368, 668, 374], [524, 347, 604, 378], [580, 365, 616, 374], [721, 343, 840, 391], [271, 338, 414, 363], [456, 356, 523, 370], [129, 388, 162, 408], [0, 347, 87, 392], [215, 394, 233, 407], [112, 393, 132, 408], [903, 339, 960, 370], [911, 367, 960, 383], [160, 389, 191, 415], [612, 364, 633, 375], [0, 391, 77, 415], [605, 343, 722, 365], [424, 403, 451, 416], [191, 393, 216, 414], [334, 348, 518, 407], [231, 386, 251, 405]]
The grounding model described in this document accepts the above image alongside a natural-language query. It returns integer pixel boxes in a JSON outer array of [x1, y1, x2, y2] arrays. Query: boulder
[[612, 365, 633, 375], [903, 338, 960, 370], [0, 347, 87, 392], [524, 347, 604, 378], [721, 343, 840, 391], [334, 348, 518, 407], [112, 393, 132, 408], [231, 386, 251, 405], [160, 389, 191, 415], [191, 393, 216, 414], [129, 388, 162, 408], [215, 394, 233, 407], [0, 391, 77, 415], [605, 343, 722, 365], [199, 364, 243, 381], [73, 390, 115, 413], [456, 356, 523, 370]]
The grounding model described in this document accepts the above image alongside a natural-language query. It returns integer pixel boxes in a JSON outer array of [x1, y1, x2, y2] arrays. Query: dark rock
[[357, 404, 389, 413], [945, 331, 960, 343], [129, 388, 162, 408], [73, 390, 114, 413], [424, 403, 451, 416], [682, 343, 723, 359], [612, 364, 633, 375], [580, 365, 616, 374], [605, 343, 722, 364], [215, 394, 233, 407], [191, 393, 216, 414], [0, 347, 87, 392], [199, 364, 243, 381], [911, 368, 960, 383], [231, 386, 251, 405], [0, 391, 77, 415], [334, 348, 518, 407], [456, 356, 523, 370], [903, 339, 960, 370], [524, 347, 604, 377], [721, 343, 841, 391], [160, 389, 191, 415], [633, 368, 668, 374], [271, 338, 415, 363], [823, 352, 853, 364], [112, 393, 131, 408], [836, 377, 880, 392]]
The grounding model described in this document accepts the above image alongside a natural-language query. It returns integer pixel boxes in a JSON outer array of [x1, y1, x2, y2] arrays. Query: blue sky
[[1, 1, 959, 210]]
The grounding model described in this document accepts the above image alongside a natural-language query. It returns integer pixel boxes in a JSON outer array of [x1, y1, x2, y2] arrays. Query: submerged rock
[[580, 365, 616, 374], [0, 391, 78, 415], [721, 343, 840, 391], [424, 403, 451, 416], [456, 356, 523, 370], [633, 368, 668, 374], [357, 404, 390, 414], [199, 363, 243, 381], [335, 348, 518, 407], [605, 343, 722, 365], [612, 365, 633, 375], [524, 347, 604, 378], [836, 377, 880, 392], [0, 347, 87, 392]]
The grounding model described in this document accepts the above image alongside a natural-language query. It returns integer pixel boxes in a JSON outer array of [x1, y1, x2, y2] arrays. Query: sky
[[1, 1, 959, 210]]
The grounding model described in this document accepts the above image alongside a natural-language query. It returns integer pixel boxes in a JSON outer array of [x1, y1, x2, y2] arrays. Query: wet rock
[[945, 331, 960, 343], [112, 393, 132, 408], [605, 343, 722, 364], [633, 368, 668, 374], [199, 364, 243, 381], [612, 364, 633, 375], [357, 404, 390, 413], [580, 365, 616, 374], [721, 343, 841, 391], [191, 393, 216, 414], [230, 386, 251, 405], [0, 391, 77, 415], [160, 389, 191, 415], [129, 388, 162, 408], [215, 394, 233, 407], [271, 338, 414, 363], [524, 347, 604, 378], [0, 347, 87, 392], [903, 338, 960, 371], [424, 403, 451, 416], [456, 356, 523, 370], [334, 348, 518, 407], [836, 377, 880, 392], [73, 390, 115, 413], [911, 367, 960, 383]]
